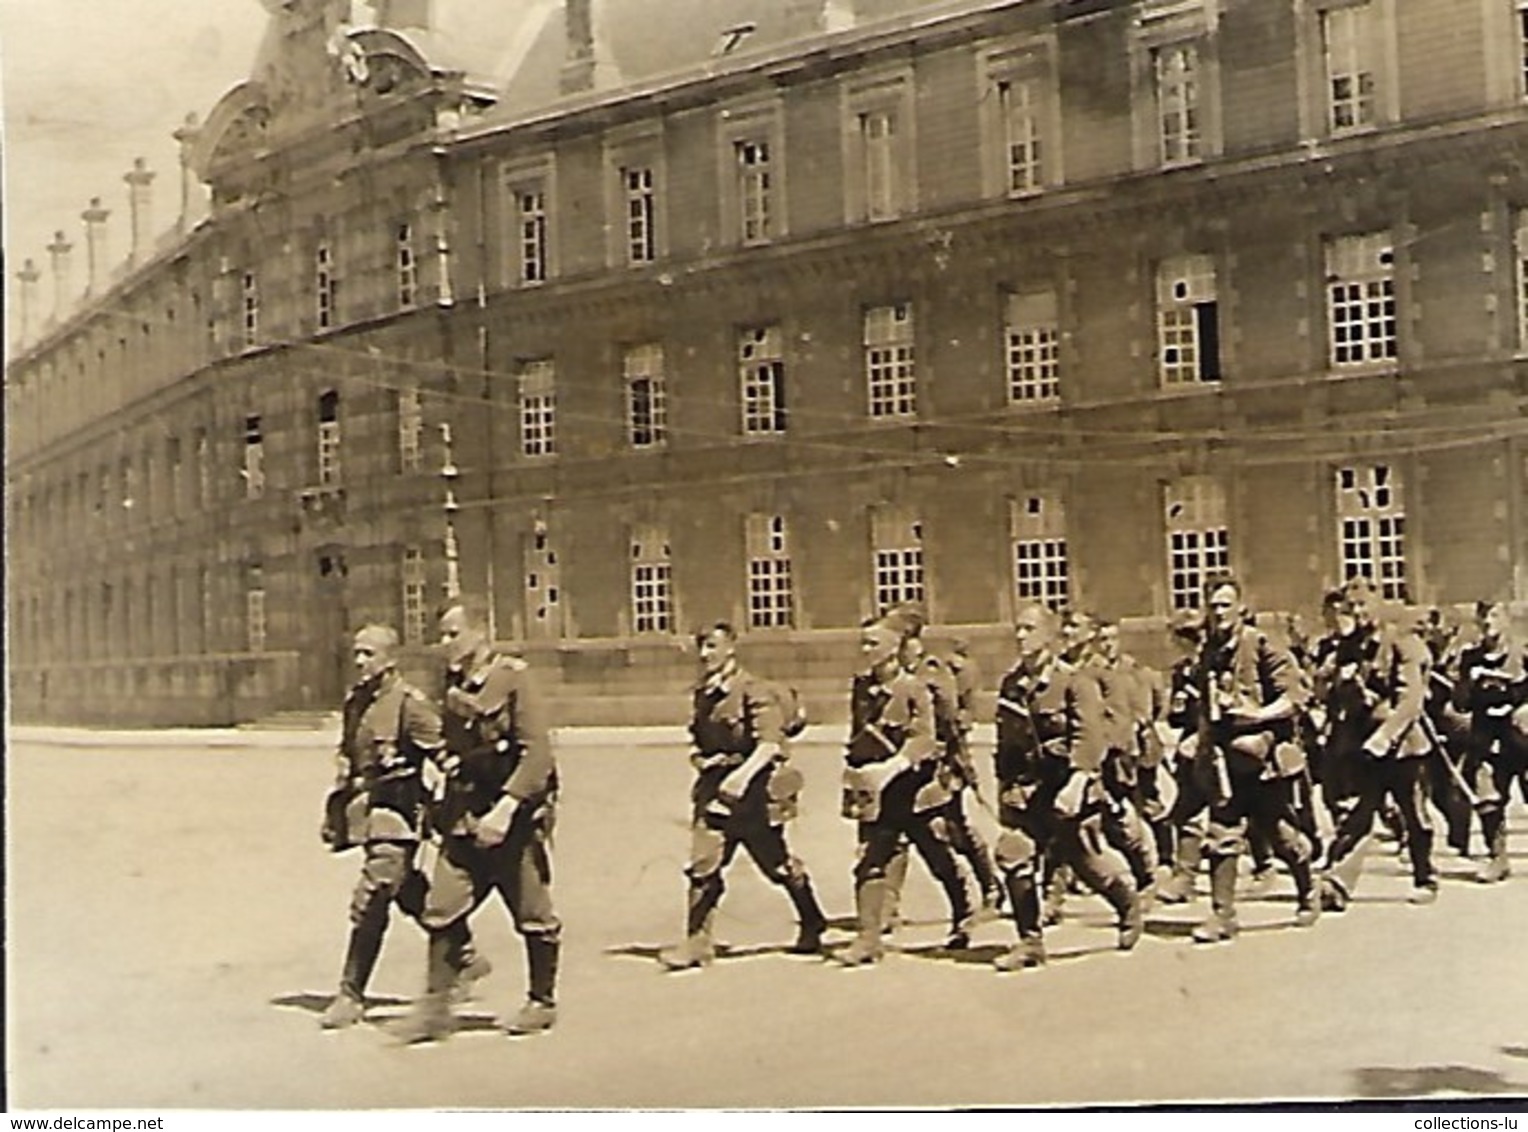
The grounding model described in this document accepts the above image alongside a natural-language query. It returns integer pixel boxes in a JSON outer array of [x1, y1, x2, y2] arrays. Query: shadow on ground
[[1352, 1065, 1527, 1098]]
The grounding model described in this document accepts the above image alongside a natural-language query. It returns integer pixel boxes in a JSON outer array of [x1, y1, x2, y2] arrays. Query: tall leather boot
[[1192, 854, 1239, 943], [994, 868, 1046, 971], [660, 879, 720, 970], [785, 874, 829, 954], [1478, 815, 1510, 884], [881, 848, 910, 936], [838, 878, 890, 966], [1160, 828, 1203, 904], [1098, 871, 1144, 951], [1288, 855, 1320, 928], [323, 895, 389, 1029], [505, 931, 559, 1036], [394, 926, 464, 1044]]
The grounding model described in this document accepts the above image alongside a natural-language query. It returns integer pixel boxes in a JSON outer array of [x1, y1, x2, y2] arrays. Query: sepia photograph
[[5, 0, 1528, 1114]]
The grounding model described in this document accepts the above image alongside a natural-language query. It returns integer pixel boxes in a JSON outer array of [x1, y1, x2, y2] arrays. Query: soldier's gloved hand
[[474, 793, 520, 848], [1054, 770, 1091, 819]]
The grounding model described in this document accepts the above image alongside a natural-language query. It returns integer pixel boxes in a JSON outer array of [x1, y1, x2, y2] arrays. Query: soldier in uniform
[[990, 603, 1144, 971], [1315, 579, 1439, 909], [319, 625, 487, 1029], [1094, 619, 1166, 898], [836, 607, 973, 966], [658, 622, 828, 970], [1453, 599, 1527, 884], [1418, 607, 1474, 857], [1158, 609, 1209, 904], [1189, 574, 1321, 942], [397, 595, 561, 1042]]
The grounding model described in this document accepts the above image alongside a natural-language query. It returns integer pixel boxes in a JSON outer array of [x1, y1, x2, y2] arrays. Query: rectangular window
[[402, 545, 427, 645], [860, 110, 898, 222], [518, 186, 549, 284], [396, 223, 418, 309], [1164, 477, 1230, 611], [315, 243, 336, 330], [241, 272, 259, 348], [736, 140, 773, 245], [397, 386, 423, 472], [631, 526, 672, 634], [1515, 211, 1528, 352], [1326, 232, 1396, 367], [1155, 43, 1201, 166], [624, 344, 667, 448], [1519, 0, 1528, 97], [317, 390, 341, 486], [746, 514, 795, 629], [872, 508, 924, 615], [1323, 4, 1377, 133], [519, 360, 557, 458], [1157, 255, 1221, 385], [999, 78, 1044, 195], [739, 325, 788, 435], [1337, 463, 1407, 600], [624, 167, 657, 265], [246, 565, 267, 653], [864, 304, 916, 419], [1011, 494, 1069, 611], [1005, 291, 1060, 403]]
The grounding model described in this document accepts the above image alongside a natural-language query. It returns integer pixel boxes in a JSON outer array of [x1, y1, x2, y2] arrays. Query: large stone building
[[8, 0, 1528, 726]]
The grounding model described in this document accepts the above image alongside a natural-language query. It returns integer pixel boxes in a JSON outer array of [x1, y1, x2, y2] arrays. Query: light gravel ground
[[7, 734, 1528, 1109]]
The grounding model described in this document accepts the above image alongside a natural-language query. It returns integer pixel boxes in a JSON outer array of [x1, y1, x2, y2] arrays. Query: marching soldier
[[1158, 609, 1209, 904], [990, 603, 1144, 971], [1418, 607, 1474, 858], [398, 595, 561, 1042], [1453, 599, 1528, 884], [319, 624, 488, 1029], [1189, 575, 1320, 942], [836, 607, 973, 966], [1315, 579, 1438, 909], [659, 622, 828, 970], [1095, 619, 1167, 897]]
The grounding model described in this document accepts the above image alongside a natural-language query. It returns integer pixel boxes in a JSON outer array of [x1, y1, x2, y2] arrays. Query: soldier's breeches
[[1326, 757, 1434, 890], [944, 793, 999, 896], [1102, 796, 1156, 889], [350, 840, 414, 924], [1052, 814, 1134, 916], [421, 817, 560, 938]]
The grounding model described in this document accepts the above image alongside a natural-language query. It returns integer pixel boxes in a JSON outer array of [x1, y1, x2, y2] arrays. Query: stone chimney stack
[[46, 230, 74, 320], [560, 0, 596, 95], [16, 258, 41, 343], [124, 156, 156, 263], [81, 197, 111, 293], [172, 113, 201, 233]]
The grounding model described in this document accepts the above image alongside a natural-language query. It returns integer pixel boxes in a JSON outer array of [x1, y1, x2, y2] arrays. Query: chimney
[[124, 156, 156, 263], [81, 197, 111, 293], [46, 230, 74, 320], [16, 258, 41, 343], [172, 113, 201, 233], [560, 0, 595, 95]]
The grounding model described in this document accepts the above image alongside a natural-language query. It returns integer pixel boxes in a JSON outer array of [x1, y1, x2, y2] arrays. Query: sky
[[1, 0, 267, 327]]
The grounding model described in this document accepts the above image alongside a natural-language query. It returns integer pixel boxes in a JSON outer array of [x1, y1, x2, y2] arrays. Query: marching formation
[[312, 576, 1525, 1043]]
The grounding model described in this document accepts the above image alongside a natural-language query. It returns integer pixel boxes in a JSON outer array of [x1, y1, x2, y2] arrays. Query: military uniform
[[1190, 621, 1319, 940], [1453, 635, 1528, 882], [410, 649, 561, 1036], [1420, 628, 1475, 857], [1159, 652, 1208, 903], [838, 668, 971, 964], [321, 669, 451, 1027], [1095, 651, 1164, 895], [1317, 619, 1437, 905], [922, 651, 1002, 912], [661, 658, 827, 968], [990, 651, 1142, 970]]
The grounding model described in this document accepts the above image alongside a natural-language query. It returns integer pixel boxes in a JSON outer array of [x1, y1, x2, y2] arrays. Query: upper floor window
[[844, 71, 914, 224], [1326, 232, 1396, 367], [243, 415, 265, 500], [401, 545, 427, 645], [1514, 209, 1528, 353], [740, 325, 788, 435], [1518, 0, 1528, 98], [1154, 43, 1201, 166], [317, 390, 341, 486], [241, 271, 260, 348], [519, 186, 550, 283], [1004, 290, 1060, 404], [315, 243, 337, 330], [871, 507, 924, 615], [519, 360, 557, 458], [1157, 255, 1221, 385], [624, 167, 657, 265], [999, 78, 1045, 195], [1319, 2, 1388, 134], [736, 140, 774, 245], [246, 564, 267, 653], [504, 155, 557, 285], [396, 222, 418, 309], [397, 386, 423, 472], [864, 303, 916, 419], [624, 344, 667, 449], [718, 99, 786, 248]]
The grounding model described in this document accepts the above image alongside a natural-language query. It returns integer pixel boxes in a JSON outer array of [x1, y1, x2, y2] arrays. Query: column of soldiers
[[313, 575, 1526, 1043]]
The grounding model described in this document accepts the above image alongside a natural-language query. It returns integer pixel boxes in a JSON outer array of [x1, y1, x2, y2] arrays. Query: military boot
[[659, 931, 717, 971], [837, 878, 889, 966], [320, 990, 365, 1030], [393, 993, 456, 1045], [1192, 854, 1240, 943], [1477, 825, 1510, 884], [505, 998, 557, 1036], [785, 875, 829, 955], [993, 936, 1047, 972], [449, 952, 494, 1005]]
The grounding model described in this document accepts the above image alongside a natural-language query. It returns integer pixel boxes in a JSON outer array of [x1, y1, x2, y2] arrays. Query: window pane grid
[[1000, 79, 1043, 194], [519, 188, 548, 283], [1337, 464, 1407, 600], [1156, 44, 1201, 165], [315, 245, 335, 330], [740, 326, 787, 434], [242, 272, 259, 348], [738, 140, 773, 244], [1014, 538, 1069, 610], [874, 547, 924, 614], [1328, 235, 1396, 366], [865, 305, 915, 419], [632, 562, 672, 634], [862, 110, 897, 220], [625, 167, 656, 264], [624, 345, 667, 448], [396, 223, 417, 309], [402, 546, 427, 645], [747, 558, 795, 629], [1006, 325, 1060, 402], [1325, 5, 1376, 132], [520, 361, 557, 458], [398, 387, 422, 472]]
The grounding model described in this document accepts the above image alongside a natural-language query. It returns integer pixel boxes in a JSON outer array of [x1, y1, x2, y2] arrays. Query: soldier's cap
[[1321, 588, 1346, 610], [354, 624, 400, 653]]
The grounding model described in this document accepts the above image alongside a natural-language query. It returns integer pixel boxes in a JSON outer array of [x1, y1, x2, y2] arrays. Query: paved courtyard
[[8, 729, 1528, 1109]]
